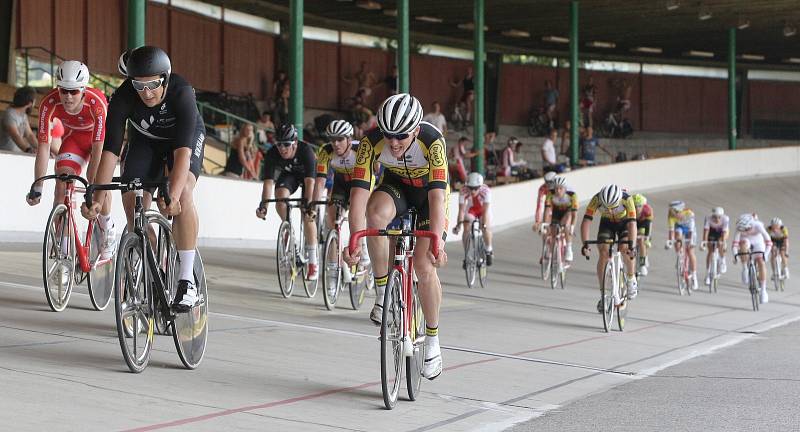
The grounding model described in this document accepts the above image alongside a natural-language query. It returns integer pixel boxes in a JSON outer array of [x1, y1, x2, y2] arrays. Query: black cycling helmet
[[126, 46, 171, 84], [276, 124, 298, 143]]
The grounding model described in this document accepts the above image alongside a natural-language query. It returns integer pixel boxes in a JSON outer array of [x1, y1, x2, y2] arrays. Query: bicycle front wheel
[[540, 236, 549, 281], [601, 263, 615, 333], [322, 230, 342, 311], [173, 248, 209, 370], [380, 269, 404, 410], [114, 232, 153, 373], [750, 265, 760, 311], [464, 233, 477, 288], [676, 253, 686, 296], [87, 222, 114, 311], [478, 236, 488, 289], [406, 280, 425, 401], [617, 273, 628, 331], [42, 204, 75, 312], [276, 221, 295, 298], [549, 239, 560, 290]]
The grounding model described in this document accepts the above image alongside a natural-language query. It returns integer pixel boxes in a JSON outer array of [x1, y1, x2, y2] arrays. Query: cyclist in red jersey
[[532, 171, 557, 233], [26, 61, 115, 258]]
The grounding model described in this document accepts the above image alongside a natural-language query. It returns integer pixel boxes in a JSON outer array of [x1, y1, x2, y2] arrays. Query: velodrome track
[[1, 174, 798, 431]]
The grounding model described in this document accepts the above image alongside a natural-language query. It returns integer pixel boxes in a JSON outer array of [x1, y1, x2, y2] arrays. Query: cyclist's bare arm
[[428, 188, 447, 241], [627, 221, 637, 248], [86, 141, 103, 184], [303, 177, 315, 205], [703, 228, 709, 242], [260, 179, 275, 203], [82, 150, 119, 218], [167, 148, 192, 203], [580, 217, 591, 245], [344, 187, 369, 264], [312, 177, 326, 202]]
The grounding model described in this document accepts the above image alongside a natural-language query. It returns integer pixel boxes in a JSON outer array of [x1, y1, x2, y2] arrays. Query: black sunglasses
[[132, 77, 165, 92], [58, 87, 83, 96], [382, 131, 410, 141], [276, 140, 294, 147]]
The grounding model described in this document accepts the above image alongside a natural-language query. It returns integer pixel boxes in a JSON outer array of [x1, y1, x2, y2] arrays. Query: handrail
[[16, 46, 119, 95]]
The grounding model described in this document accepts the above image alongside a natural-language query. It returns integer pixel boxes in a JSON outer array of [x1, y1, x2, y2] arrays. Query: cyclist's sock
[[178, 250, 195, 281], [97, 213, 112, 230], [486, 246, 493, 253], [306, 244, 318, 264], [425, 326, 438, 337], [375, 274, 388, 304]]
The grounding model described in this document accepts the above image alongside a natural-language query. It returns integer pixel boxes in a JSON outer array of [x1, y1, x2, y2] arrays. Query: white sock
[[178, 250, 195, 282], [486, 246, 493, 252], [98, 213, 112, 230], [306, 244, 317, 263]]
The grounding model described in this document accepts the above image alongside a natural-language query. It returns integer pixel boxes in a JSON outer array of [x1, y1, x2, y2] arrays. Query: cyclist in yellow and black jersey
[[580, 184, 639, 310], [312, 120, 366, 226], [343, 93, 448, 381]]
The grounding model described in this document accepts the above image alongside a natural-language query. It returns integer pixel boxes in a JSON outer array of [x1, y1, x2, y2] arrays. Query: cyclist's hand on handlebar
[[645, 238, 652, 248], [452, 224, 461, 235], [305, 207, 317, 219], [531, 223, 539, 233], [539, 224, 548, 235], [665, 239, 673, 249], [428, 245, 448, 268], [158, 195, 182, 216], [343, 245, 360, 266], [81, 201, 102, 220], [626, 247, 636, 259], [26, 191, 41, 206], [256, 205, 267, 220], [581, 243, 591, 258], [700, 241, 707, 251]]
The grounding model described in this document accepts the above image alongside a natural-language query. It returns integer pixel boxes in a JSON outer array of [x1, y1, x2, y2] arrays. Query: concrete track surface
[[1, 174, 798, 431]]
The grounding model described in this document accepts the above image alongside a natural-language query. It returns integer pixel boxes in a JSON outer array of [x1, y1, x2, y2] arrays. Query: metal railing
[[16, 46, 120, 95]]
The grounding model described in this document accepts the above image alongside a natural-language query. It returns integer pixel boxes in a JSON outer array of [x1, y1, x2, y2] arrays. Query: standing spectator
[[384, 65, 399, 96], [477, 131, 497, 173], [422, 101, 448, 136], [273, 70, 289, 100], [543, 80, 559, 126], [275, 85, 290, 127], [541, 128, 559, 172], [448, 136, 476, 186], [582, 75, 597, 127], [0, 86, 37, 153], [343, 61, 378, 106], [223, 123, 259, 179], [451, 66, 475, 122], [255, 111, 275, 147], [579, 127, 612, 166]]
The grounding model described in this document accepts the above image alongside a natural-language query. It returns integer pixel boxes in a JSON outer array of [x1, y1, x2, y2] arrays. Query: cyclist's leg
[[274, 172, 299, 221], [52, 134, 87, 208], [119, 132, 159, 230], [596, 219, 614, 287], [462, 212, 475, 252], [366, 181, 401, 322], [686, 229, 697, 273], [480, 207, 492, 253], [560, 211, 573, 260]]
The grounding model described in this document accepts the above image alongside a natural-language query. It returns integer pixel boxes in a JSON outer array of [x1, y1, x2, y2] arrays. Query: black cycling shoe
[[172, 279, 198, 313], [486, 252, 493, 266], [462, 259, 467, 270]]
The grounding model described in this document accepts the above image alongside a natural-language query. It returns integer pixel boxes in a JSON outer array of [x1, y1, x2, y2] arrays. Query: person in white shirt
[[422, 101, 448, 136], [700, 206, 730, 285], [732, 213, 772, 304], [541, 128, 558, 172]]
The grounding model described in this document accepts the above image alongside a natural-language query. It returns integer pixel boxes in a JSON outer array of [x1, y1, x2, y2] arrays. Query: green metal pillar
[[473, 0, 485, 175], [397, 0, 409, 93], [289, 0, 304, 139], [569, 0, 579, 166], [728, 27, 737, 150], [127, 0, 146, 50]]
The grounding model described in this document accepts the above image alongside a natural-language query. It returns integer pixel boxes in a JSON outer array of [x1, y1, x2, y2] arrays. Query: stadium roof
[[208, 0, 800, 68]]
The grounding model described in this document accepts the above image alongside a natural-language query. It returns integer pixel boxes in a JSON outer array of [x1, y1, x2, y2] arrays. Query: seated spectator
[[541, 128, 559, 172], [448, 136, 476, 186], [499, 137, 527, 177], [223, 123, 259, 179], [579, 127, 612, 167], [0, 86, 37, 153], [351, 101, 375, 138], [478, 131, 497, 173], [422, 101, 448, 135], [273, 70, 289, 101], [582, 75, 597, 127], [255, 111, 275, 146]]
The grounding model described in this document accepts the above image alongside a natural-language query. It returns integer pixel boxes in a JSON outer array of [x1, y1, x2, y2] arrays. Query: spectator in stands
[[499, 137, 526, 178], [579, 127, 612, 167], [448, 136, 476, 186], [223, 123, 259, 179], [275, 85, 290, 128], [255, 111, 275, 147], [543, 80, 559, 126], [273, 70, 289, 100], [560, 120, 572, 156], [422, 101, 448, 135], [351, 100, 376, 138], [451, 66, 475, 122], [541, 128, 559, 173], [582, 75, 596, 127], [477, 131, 497, 173], [343, 61, 378, 106], [0, 86, 37, 153], [385, 65, 399, 95]]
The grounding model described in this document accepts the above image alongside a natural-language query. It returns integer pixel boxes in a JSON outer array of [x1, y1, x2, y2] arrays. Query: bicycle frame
[[736, 250, 765, 311], [265, 197, 309, 263]]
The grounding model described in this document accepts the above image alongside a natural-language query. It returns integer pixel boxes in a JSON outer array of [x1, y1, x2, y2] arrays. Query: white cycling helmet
[[770, 217, 783, 227], [326, 119, 354, 138], [56, 60, 90, 90], [712, 206, 724, 217], [466, 172, 484, 188], [736, 213, 754, 232], [377, 93, 423, 135], [553, 176, 567, 188], [669, 200, 685, 212], [599, 184, 622, 208], [543, 171, 557, 184]]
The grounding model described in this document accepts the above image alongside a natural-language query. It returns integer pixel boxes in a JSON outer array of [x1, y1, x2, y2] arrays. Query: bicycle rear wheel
[[322, 230, 342, 311], [381, 269, 404, 409], [464, 233, 477, 288], [549, 239, 560, 290], [617, 273, 628, 331], [87, 222, 114, 311], [601, 263, 615, 333], [276, 221, 295, 298], [42, 204, 75, 312], [406, 280, 425, 401], [173, 249, 209, 370], [676, 253, 686, 296], [114, 232, 153, 373], [540, 236, 547, 280], [750, 265, 759, 311]]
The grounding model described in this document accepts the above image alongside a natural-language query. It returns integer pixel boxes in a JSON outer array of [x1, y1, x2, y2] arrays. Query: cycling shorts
[[673, 224, 695, 245], [375, 174, 450, 231], [55, 131, 93, 175], [598, 218, 630, 242], [121, 129, 204, 185], [637, 219, 652, 237], [708, 228, 724, 242]]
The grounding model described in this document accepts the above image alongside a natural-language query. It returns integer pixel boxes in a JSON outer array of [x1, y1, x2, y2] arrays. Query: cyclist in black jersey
[[82, 46, 204, 312], [256, 124, 319, 280]]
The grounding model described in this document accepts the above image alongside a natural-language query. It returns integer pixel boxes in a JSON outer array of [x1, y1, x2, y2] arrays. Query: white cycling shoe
[[690, 274, 699, 291], [100, 223, 117, 260], [627, 279, 638, 299], [565, 247, 573, 262], [704, 275, 712, 286], [720, 260, 727, 274], [760, 287, 769, 304], [639, 265, 648, 276], [421, 339, 443, 380], [370, 302, 383, 326]]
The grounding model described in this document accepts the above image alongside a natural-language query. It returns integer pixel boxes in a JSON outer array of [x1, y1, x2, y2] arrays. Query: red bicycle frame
[[349, 228, 440, 341]]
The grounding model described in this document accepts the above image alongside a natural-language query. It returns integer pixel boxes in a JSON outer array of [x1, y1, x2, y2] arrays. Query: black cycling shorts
[[374, 174, 449, 231], [121, 128, 204, 185], [708, 228, 723, 242], [773, 239, 786, 251], [330, 180, 352, 208], [551, 209, 570, 223], [637, 219, 652, 237], [598, 218, 632, 242], [275, 171, 310, 195]]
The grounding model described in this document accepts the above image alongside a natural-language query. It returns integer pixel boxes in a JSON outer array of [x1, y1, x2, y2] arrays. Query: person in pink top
[[453, 172, 494, 266]]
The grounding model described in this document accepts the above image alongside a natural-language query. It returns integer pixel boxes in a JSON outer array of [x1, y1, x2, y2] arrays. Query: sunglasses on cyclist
[[276, 140, 294, 147], [382, 131, 410, 141], [131, 77, 165, 92], [58, 87, 83, 96], [468, 186, 480, 191]]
